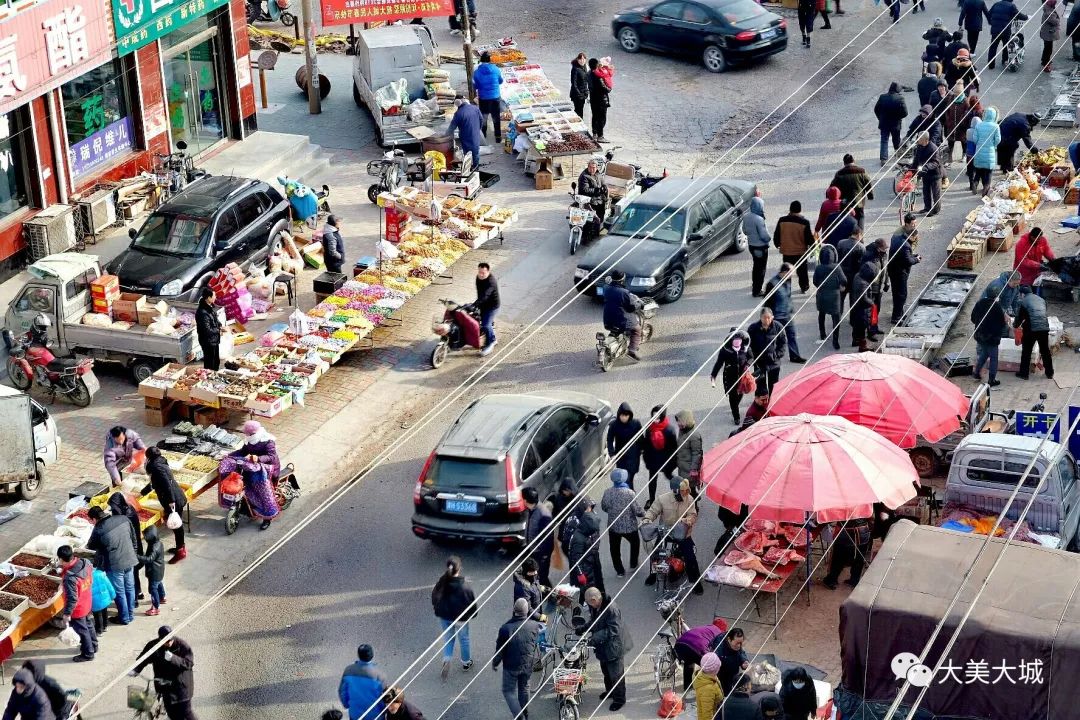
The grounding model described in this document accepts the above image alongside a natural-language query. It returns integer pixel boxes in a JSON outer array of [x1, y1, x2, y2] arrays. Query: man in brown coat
[[771, 201, 814, 293], [830, 154, 875, 228]]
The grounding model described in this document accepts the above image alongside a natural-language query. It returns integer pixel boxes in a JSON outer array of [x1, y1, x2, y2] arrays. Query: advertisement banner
[[320, 0, 453, 27], [1014, 411, 1061, 442], [68, 116, 134, 177], [113, 0, 229, 56], [0, 0, 113, 115]]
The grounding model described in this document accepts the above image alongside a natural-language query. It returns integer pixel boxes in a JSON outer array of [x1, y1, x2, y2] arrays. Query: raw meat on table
[[781, 526, 809, 546], [744, 519, 776, 533], [723, 549, 755, 566], [734, 531, 779, 554], [763, 547, 805, 565]]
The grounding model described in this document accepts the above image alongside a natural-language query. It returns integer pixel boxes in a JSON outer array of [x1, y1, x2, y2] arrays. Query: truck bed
[[61, 322, 198, 365], [354, 72, 447, 148]]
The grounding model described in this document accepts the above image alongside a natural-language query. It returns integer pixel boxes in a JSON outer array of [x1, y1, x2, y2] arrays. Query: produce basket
[[6, 551, 55, 574], [553, 668, 584, 694], [0, 590, 29, 621], [127, 683, 156, 712]]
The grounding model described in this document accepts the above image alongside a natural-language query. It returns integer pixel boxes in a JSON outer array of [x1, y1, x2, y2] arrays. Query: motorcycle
[[429, 299, 487, 368], [567, 181, 606, 255], [152, 140, 207, 199], [246, 0, 294, 25], [596, 292, 658, 372], [544, 621, 591, 720], [366, 149, 420, 204], [2, 327, 98, 407], [218, 461, 300, 535]]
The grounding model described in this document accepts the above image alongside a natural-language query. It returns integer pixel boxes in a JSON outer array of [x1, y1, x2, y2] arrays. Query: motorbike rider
[[577, 158, 608, 239], [602, 270, 643, 360]]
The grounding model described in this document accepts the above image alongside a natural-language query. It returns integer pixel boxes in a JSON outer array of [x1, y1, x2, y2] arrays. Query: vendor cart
[[880, 269, 980, 361]]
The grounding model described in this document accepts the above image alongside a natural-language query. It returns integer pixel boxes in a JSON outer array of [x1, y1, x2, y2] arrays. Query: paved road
[[47, 0, 1080, 718]]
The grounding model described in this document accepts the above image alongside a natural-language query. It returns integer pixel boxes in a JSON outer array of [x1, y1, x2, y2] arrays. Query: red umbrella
[[702, 414, 919, 523], [766, 353, 968, 449]]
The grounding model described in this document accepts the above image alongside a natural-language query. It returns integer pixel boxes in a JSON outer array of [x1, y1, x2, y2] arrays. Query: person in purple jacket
[[103, 426, 146, 487], [673, 620, 728, 692], [228, 421, 282, 530]]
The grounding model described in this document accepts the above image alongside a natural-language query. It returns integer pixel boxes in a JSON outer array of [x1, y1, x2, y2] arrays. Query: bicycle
[[894, 162, 921, 223], [127, 677, 166, 720], [651, 584, 691, 697]]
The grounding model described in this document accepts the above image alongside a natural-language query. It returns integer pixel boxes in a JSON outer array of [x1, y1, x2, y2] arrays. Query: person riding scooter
[[602, 271, 643, 360], [577, 158, 608, 240]]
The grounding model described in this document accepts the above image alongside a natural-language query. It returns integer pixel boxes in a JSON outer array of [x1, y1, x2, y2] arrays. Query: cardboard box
[[534, 168, 553, 190], [144, 400, 177, 428], [193, 406, 231, 426], [89, 299, 112, 315], [138, 378, 173, 400], [138, 300, 170, 326], [189, 383, 222, 408], [112, 293, 147, 323], [90, 274, 120, 300]]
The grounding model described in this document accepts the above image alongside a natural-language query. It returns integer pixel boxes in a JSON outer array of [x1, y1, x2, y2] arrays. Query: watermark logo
[[891, 654, 1045, 687]]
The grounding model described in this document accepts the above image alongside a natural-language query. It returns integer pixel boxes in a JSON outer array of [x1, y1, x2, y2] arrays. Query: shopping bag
[[551, 542, 566, 571], [870, 303, 879, 328], [1014, 328, 1024, 346], [166, 511, 183, 530], [58, 626, 80, 648], [738, 371, 757, 396]]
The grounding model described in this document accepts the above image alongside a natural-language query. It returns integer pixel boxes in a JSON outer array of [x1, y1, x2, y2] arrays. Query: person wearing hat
[[997, 112, 1041, 172], [945, 47, 979, 95], [644, 477, 703, 593], [601, 270, 643, 360], [493, 599, 542, 719], [133, 626, 197, 720], [959, 0, 991, 52], [338, 644, 386, 720], [3, 669, 55, 720], [922, 19, 950, 66], [584, 587, 632, 711], [943, 30, 970, 66], [674, 410, 703, 500], [472, 51, 503, 143], [971, 106, 1000, 195], [694, 652, 724, 720], [887, 214, 922, 323], [228, 421, 282, 530], [710, 329, 751, 423], [601, 469, 644, 577]]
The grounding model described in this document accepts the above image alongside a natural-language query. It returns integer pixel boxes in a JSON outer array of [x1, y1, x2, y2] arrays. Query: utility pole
[[301, 0, 321, 114], [462, 2, 475, 101]]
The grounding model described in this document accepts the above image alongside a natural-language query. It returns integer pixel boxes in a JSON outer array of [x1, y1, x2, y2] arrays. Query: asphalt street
[[64, 1, 1080, 718]]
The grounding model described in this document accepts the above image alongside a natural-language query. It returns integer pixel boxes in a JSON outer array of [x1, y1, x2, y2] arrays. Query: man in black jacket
[[913, 131, 942, 216], [18, 663, 65, 720], [3, 669, 55, 720], [830, 154, 874, 228], [602, 271, 642, 360], [133, 626, 197, 720], [584, 588, 632, 711], [747, 308, 786, 392], [87, 502, 139, 625], [987, 0, 1028, 69], [998, 112, 1040, 172], [493, 599, 541, 720], [959, 0, 991, 51], [1015, 286, 1054, 379], [569, 54, 589, 119], [194, 287, 222, 371], [971, 288, 1007, 385], [887, 217, 922, 323], [874, 82, 908, 165], [577, 158, 608, 241], [475, 263, 500, 356], [607, 402, 642, 486], [522, 488, 554, 588], [143, 447, 188, 562]]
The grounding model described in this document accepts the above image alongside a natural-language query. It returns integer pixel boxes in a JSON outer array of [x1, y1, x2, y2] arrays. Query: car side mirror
[[586, 413, 601, 427], [128, 228, 137, 240], [213, 240, 228, 254], [571, 182, 577, 191], [688, 233, 703, 243]]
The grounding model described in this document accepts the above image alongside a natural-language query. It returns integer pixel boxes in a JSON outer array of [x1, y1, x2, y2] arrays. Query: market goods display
[[8, 553, 51, 570], [3, 576, 61, 606], [0, 593, 24, 611], [922, 276, 975, 303], [1020, 146, 1067, 170], [539, 131, 599, 156], [906, 305, 959, 329]]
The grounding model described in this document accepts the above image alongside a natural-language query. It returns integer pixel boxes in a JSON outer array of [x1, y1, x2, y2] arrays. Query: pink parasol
[[766, 352, 969, 449], [702, 414, 919, 523]]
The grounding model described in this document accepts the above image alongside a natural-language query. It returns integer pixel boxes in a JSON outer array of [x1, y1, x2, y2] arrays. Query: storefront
[[0, 0, 257, 268]]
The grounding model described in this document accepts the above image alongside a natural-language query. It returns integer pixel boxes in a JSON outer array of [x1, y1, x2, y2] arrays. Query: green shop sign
[[113, 0, 228, 55]]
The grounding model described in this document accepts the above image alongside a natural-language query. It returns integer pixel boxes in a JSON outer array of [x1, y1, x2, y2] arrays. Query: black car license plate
[[445, 499, 479, 514]]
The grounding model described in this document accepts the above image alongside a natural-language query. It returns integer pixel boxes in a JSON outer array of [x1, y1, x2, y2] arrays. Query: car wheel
[[908, 448, 938, 479], [726, 226, 748, 255], [703, 45, 727, 73], [19, 462, 44, 501], [618, 26, 641, 53], [131, 361, 156, 384], [353, 82, 363, 108], [663, 270, 685, 303]]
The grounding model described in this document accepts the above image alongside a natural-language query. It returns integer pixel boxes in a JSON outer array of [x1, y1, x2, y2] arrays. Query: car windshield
[[608, 205, 686, 244], [717, 0, 768, 23], [429, 457, 504, 491], [132, 213, 210, 257]]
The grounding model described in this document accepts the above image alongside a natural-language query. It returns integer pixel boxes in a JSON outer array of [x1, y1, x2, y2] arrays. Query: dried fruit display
[[0, 593, 23, 611], [136, 508, 158, 523], [9, 553, 51, 570], [0, 619, 9, 636], [4, 576, 60, 605]]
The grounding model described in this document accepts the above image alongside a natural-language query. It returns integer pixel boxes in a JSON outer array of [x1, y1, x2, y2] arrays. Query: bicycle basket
[[127, 685, 155, 712], [553, 668, 584, 694], [896, 174, 917, 194]]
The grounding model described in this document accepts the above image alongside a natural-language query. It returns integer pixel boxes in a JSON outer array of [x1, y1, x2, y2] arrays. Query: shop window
[[0, 111, 32, 222], [62, 59, 135, 179]]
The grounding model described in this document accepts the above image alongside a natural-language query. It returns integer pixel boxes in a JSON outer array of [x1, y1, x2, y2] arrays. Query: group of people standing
[[570, 53, 614, 142]]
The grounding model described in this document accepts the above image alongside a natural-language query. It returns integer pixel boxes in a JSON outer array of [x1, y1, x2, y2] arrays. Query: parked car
[[612, 0, 787, 73], [944, 433, 1080, 550], [574, 176, 755, 303], [412, 392, 614, 545], [107, 176, 290, 301]]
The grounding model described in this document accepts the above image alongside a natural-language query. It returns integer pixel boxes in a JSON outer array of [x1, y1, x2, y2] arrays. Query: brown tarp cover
[[838, 520, 1080, 720]]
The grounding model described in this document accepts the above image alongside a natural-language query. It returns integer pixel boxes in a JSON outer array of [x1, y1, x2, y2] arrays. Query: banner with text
[[113, 0, 228, 56], [69, 116, 134, 177], [320, 0, 453, 27]]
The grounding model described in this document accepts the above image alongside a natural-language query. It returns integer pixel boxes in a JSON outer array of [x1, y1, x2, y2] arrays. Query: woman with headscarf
[[227, 420, 282, 530], [709, 329, 751, 424], [743, 195, 771, 297], [814, 187, 843, 235], [814, 245, 846, 350]]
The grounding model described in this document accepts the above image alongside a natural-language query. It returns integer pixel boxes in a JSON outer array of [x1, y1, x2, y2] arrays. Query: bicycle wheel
[[559, 702, 579, 720], [654, 649, 678, 697]]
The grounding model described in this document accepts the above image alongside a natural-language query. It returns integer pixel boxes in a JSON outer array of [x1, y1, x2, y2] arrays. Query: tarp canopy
[[837, 521, 1080, 720]]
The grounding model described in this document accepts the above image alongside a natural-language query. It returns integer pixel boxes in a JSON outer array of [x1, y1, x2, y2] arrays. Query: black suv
[[108, 176, 290, 300], [412, 392, 614, 545]]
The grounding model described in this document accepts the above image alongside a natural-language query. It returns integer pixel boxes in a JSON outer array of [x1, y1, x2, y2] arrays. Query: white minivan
[[0, 384, 60, 499]]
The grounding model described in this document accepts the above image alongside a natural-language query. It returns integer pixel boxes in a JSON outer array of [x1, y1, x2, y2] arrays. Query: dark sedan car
[[574, 176, 756, 303], [612, 0, 787, 72], [108, 176, 289, 300]]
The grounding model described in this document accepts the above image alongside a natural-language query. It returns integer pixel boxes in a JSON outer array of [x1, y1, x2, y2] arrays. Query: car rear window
[[964, 457, 1044, 491], [716, 0, 768, 23], [430, 457, 504, 491], [608, 205, 686, 244]]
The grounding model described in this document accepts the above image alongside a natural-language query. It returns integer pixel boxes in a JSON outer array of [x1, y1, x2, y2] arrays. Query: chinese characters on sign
[[1014, 411, 1061, 442], [891, 652, 1045, 689], [319, 0, 453, 27], [112, 0, 228, 56], [68, 116, 133, 178], [0, 0, 111, 115]]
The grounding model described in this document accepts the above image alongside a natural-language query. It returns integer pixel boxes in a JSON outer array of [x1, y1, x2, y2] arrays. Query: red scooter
[[429, 299, 488, 368], [3, 317, 98, 407]]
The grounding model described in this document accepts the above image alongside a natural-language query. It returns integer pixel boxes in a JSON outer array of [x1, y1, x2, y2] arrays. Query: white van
[[0, 384, 60, 499]]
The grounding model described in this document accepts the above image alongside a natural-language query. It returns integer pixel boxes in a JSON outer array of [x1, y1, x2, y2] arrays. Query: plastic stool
[[273, 273, 296, 306]]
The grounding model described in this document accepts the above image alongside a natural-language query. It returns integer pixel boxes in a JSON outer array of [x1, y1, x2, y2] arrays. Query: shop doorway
[[163, 33, 227, 156]]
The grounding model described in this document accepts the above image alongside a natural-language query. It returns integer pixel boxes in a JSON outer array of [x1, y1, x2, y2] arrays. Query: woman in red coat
[[1014, 226, 1055, 287]]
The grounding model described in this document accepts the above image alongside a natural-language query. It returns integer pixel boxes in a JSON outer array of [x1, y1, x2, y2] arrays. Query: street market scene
[[3, 0, 1080, 717]]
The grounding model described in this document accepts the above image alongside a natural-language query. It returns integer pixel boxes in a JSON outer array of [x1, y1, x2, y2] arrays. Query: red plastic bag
[[658, 691, 684, 718], [220, 472, 244, 496], [1014, 328, 1024, 346], [738, 371, 756, 396], [870, 304, 879, 329]]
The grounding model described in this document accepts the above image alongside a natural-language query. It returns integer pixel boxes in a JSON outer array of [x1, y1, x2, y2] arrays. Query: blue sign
[[1067, 407, 1080, 460], [1015, 411, 1061, 441], [68, 117, 134, 179]]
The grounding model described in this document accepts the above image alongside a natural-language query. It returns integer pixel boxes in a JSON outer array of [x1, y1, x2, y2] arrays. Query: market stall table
[[707, 550, 809, 640], [0, 596, 65, 677]]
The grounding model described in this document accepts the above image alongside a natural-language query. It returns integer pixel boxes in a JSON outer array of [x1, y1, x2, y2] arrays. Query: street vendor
[[447, 98, 483, 170], [576, 158, 608, 239], [103, 426, 146, 487], [228, 421, 282, 531]]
